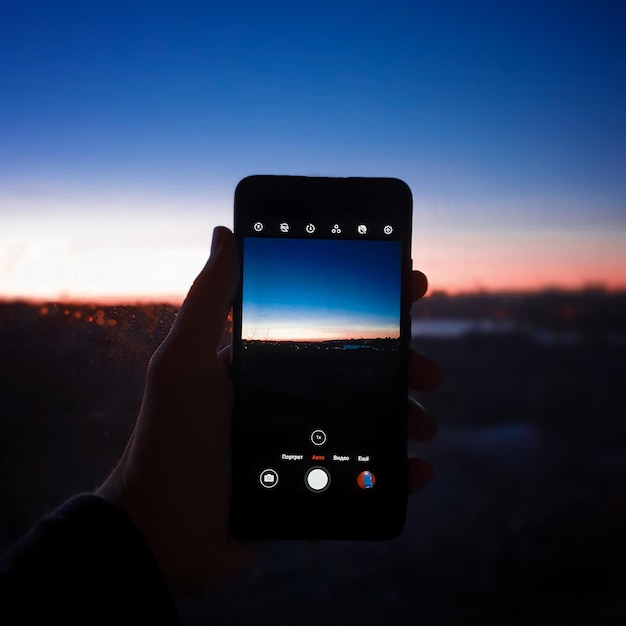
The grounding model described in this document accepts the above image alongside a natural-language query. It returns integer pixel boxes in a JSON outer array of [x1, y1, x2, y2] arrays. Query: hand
[[97, 226, 251, 596], [97, 226, 441, 596], [407, 271, 442, 491]]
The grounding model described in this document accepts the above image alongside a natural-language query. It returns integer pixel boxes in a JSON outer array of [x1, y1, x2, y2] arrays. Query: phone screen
[[230, 176, 412, 540]]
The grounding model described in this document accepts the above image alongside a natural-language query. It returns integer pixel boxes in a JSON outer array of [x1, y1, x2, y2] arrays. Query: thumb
[[168, 226, 238, 353]]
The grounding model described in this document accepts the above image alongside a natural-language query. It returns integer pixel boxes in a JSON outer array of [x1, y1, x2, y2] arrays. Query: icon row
[[252, 222, 394, 236], [259, 467, 376, 492]]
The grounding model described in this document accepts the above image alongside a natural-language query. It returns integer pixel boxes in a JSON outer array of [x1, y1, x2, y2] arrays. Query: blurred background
[[1, 1, 625, 624]]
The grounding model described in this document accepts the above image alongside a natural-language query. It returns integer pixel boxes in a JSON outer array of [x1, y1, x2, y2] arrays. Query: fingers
[[411, 270, 428, 302], [408, 457, 433, 492], [407, 397, 437, 441], [406, 335, 438, 493], [170, 227, 239, 353], [217, 344, 231, 367], [408, 350, 442, 391], [407, 397, 436, 492]]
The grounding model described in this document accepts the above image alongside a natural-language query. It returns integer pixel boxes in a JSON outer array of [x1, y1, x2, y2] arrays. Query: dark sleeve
[[0, 494, 181, 625]]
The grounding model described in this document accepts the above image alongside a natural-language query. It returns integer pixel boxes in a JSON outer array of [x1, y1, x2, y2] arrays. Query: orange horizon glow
[[242, 330, 401, 342], [3, 281, 626, 309], [2, 217, 626, 303], [424, 263, 626, 295], [413, 228, 626, 296], [0, 294, 187, 307]]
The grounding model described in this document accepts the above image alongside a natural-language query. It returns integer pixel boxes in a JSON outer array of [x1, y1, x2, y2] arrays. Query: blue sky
[[242, 238, 401, 340], [1, 1, 625, 299]]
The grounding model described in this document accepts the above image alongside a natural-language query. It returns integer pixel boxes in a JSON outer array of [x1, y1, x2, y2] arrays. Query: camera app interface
[[237, 232, 403, 498]]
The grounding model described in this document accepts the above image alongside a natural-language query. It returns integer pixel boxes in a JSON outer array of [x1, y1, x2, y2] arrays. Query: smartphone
[[229, 175, 413, 540]]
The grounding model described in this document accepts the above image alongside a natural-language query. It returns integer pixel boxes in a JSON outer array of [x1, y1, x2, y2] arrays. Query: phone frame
[[229, 175, 413, 540]]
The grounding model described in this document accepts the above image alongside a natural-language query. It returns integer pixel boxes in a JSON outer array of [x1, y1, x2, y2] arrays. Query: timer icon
[[305, 223, 316, 234]]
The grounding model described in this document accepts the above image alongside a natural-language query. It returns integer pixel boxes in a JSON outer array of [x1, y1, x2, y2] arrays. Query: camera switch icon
[[279, 222, 290, 233], [259, 468, 279, 489]]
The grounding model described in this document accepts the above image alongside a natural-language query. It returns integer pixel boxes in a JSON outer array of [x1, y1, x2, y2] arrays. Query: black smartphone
[[229, 175, 413, 540]]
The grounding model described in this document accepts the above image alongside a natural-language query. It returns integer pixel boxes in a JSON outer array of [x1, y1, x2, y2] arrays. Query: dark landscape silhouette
[[1, 291, 625, 624], [237, 337, 401, 442]]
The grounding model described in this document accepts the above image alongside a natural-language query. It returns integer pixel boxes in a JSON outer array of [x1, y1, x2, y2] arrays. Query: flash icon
[[357, 224, 367, 235]]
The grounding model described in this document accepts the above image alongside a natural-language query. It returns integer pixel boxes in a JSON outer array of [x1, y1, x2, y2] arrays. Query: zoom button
[[310, 429, 327, 446]]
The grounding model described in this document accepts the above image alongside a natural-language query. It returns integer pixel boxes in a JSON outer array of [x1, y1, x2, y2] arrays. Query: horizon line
[[2, 284, 626, 308], [242, 337, 399, 343]]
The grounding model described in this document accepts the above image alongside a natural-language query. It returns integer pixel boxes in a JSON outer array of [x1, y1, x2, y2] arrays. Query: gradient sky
[[1, 1, 625, 300], [242, 238, 401, 341]]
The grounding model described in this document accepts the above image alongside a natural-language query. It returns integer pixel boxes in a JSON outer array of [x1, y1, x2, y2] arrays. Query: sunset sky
[[242, 238, 401, 341], [1, 1, 625, 301]]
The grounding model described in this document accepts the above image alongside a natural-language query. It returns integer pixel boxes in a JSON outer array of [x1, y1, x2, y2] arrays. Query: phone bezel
[[229, 175, 413, 540]]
